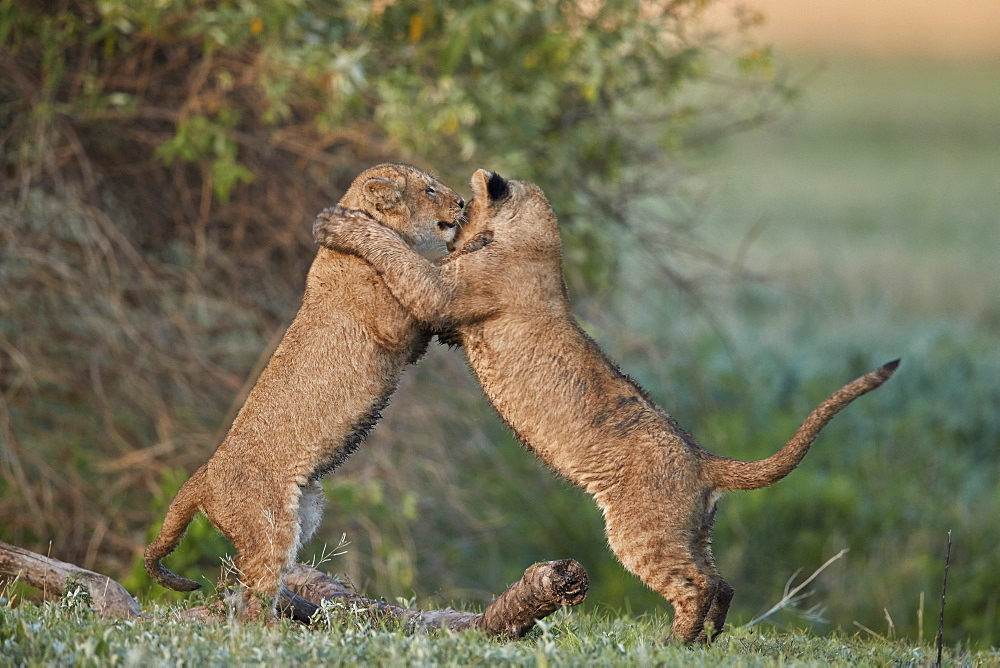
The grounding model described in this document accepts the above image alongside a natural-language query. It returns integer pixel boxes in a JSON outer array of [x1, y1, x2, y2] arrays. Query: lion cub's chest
[[306, 249, 424, 353]]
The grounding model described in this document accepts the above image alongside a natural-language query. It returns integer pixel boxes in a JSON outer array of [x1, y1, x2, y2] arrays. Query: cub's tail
[[143, 465, 207, 591], [706, 359, 900, 492]]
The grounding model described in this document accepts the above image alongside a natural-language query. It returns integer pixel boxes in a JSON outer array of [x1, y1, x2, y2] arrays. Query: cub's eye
[[425, 186, 437, 197]]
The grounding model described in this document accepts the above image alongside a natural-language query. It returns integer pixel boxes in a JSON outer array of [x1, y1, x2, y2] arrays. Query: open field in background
[[701, 58, 1000, 327], [743, 0, 1000, 61], [604, 56, 1000, 644]]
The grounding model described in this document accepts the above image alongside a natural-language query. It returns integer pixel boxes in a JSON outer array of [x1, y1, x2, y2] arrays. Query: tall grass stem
[[745, 548, 848, 628], [935, 530, 952, 667]]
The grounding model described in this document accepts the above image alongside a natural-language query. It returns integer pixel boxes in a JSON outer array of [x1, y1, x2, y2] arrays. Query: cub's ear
[[470, 168, 510, 204], [486, 172, 510, 202], [363, 177, 402, 209]]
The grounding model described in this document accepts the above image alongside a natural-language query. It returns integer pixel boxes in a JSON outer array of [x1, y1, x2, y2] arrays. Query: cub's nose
[[456, 196, 466, 209]]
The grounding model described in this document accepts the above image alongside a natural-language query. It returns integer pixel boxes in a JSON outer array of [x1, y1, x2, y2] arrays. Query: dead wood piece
[[285, 558, 589, 639], [0, 539, 142, 619], [285, 563, 449, 629], [479, 558, 589, 638], [0, 539, 588, 637], [278, 585, 320, 623]]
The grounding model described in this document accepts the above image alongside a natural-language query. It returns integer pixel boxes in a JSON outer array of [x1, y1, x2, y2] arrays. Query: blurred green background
[[1, 0, 997, 648]]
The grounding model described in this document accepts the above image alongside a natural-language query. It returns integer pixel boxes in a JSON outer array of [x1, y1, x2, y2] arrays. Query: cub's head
[[448, 169, 559, 254], [339, 163, 464, 251]]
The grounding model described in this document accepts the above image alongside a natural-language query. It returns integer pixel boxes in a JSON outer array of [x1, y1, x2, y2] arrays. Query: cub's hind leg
[[703, 579, 735, 642], [692, 502, 734, 642], [230, 495, 302, 621], [603, 502, 718, 643], [208, 473, 306, 622]]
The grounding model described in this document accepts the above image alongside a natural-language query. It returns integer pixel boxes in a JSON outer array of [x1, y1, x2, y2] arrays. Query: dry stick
[[286, 559, 589, 639], [744, 548, 848, 628], [852, 620, 886, 641], [918, 591, 925, 643], [935, 530, 952, 668], [883, 607, 895, 637]]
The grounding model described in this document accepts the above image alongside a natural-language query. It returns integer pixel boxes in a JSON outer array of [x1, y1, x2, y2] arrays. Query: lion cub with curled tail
[[145, 164, 464, 622], [313, 169, 899, 644]]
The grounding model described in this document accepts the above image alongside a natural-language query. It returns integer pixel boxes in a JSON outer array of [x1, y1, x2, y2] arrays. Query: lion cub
[[144, 164, 464, 621], [313, 169, 899, 643]]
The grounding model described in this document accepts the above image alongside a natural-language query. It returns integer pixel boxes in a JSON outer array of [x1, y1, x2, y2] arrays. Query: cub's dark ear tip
[[486, 171, 510, 202], [881, 358, 901, 373]]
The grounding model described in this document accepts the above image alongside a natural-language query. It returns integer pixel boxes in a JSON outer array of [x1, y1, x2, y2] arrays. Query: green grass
[[2, 595, 994, 666]]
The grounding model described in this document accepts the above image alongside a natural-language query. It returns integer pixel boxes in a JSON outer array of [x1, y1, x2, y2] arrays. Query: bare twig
[[744, 548, 848, 628], [918, 590, 925, 643], [882, 607, 895, 637], [936, 530, 952, 668]]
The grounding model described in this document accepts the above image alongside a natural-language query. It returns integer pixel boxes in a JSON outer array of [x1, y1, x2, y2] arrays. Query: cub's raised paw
[[439, 230, 494, 265], [312, 206, 377, 247]]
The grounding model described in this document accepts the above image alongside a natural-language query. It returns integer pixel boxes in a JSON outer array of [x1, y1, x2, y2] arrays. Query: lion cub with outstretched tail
[[145, 164, 464, 621], [313, 169, 899, 644]]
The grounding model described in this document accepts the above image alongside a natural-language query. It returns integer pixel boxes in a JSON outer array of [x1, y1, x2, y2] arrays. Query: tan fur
[[313, 169, 899, 643], [144, 164, 464, 622]]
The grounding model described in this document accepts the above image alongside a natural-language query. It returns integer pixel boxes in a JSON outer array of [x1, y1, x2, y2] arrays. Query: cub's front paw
[[313, 205, 360, 247], [439, 230, 494, 265], [313, 204, 379, 248], [313, 205, 400, 255], [460, 230, 494, 254]]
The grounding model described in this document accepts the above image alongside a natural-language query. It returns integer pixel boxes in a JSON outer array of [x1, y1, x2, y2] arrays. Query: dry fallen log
[[0, 539, 142, 619], [285, 559, 589, 639], [0, 540, 588, 638], [479, 559, 589, 637]]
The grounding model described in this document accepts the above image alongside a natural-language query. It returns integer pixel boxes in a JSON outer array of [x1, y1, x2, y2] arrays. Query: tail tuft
[[882, 358, 901, 373], [144, 553, 202, 592]]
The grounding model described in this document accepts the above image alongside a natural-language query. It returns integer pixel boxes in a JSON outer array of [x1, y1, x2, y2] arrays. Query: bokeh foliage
[[1, 0, 783, 294]]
